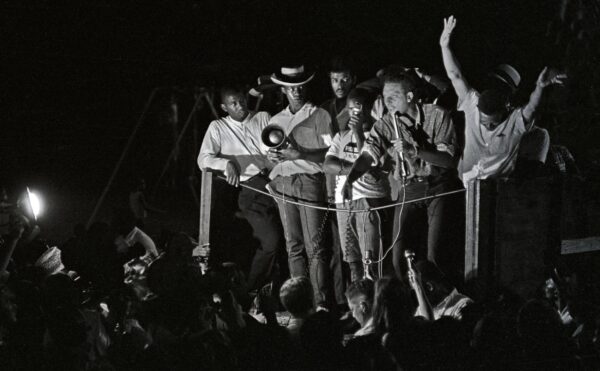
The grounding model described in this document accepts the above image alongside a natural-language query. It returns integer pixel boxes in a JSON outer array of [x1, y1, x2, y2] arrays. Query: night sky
[[2, 0, 560, 236]]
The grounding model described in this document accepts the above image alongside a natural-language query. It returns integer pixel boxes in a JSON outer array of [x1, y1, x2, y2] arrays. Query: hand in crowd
[[348, 112, 362, 134], [439, 15, 457, 48], [225, 161, 240, 187], [536, 66, 567, 88]]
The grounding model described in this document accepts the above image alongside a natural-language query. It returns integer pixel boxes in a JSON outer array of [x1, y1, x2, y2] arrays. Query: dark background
[[1, 0, 596, 243]]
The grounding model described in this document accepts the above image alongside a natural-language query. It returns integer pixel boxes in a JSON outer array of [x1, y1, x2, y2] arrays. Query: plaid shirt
[[362, 103, 457, 180]]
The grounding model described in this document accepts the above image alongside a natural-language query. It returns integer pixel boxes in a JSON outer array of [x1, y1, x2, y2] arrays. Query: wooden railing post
[[193, 170, 213, 272]]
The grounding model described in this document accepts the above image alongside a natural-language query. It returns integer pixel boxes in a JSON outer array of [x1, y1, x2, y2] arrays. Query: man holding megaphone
[[266, 65, 333, 310]]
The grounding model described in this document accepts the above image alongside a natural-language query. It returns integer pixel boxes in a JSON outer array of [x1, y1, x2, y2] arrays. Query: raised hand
[[536, 67, 567, 88], [439, 16, 457, 48]]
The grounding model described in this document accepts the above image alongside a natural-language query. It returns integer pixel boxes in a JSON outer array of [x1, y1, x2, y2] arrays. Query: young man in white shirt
[[198, 86, 284, 291], [440, 16, 567, 186], [323, 88, 389, 281], [267, 65, 333, 309]]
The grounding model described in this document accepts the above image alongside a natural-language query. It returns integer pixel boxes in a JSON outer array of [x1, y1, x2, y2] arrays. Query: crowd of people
[[1, 15, 597, 371]]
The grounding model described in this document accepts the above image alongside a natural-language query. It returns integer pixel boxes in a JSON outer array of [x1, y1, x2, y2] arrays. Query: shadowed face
[[282, 84, 307, 106], [383, 82, 412, 115], [347, 98, 372, 132], [347, 295, 370, 327], [478, 110, 505, 131], [221, 92, 249, 122], [329, 72, 354, 99]]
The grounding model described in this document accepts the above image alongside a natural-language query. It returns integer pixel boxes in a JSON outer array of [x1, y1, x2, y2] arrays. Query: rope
[[218, 175, 465, 213]]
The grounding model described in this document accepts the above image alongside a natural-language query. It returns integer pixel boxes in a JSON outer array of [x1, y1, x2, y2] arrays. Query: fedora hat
[[489, 64, 521, 92], [270, 65, 315, 87]]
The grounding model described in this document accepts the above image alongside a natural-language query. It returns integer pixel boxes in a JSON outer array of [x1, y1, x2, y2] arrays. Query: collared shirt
[[268, 102, 333, 179], [459, 89, 532, 186], [354, 317, 375, 337], [432, 289, 473, 320], [414, 288, 473, 321], [198, 111, 272, 182], [327, 130, 389, 203], [362, 103, 457, 180]]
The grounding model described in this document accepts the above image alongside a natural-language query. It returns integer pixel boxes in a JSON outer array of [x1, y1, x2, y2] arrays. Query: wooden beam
[[464, 179, 480, 281], [193, 170, 213, 272], [561, 236, 600, 255]]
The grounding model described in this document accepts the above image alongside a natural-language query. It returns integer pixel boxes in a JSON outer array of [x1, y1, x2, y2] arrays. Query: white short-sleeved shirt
[[326, 130, 389, 203], [269, 103, 333, 178], [197, 112, 272, 182], [458, 89, 531, 186]]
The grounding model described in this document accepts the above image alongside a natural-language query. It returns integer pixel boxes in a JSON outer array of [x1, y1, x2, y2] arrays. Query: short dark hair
[[219, 85, 245, 104], [345, 278, 374, 303], [381, 66, 417, 92], [478, 89, 509, 115], [415, 260, 446, 285], [280, 277, 313, 317], [329, 56, 356, 75]]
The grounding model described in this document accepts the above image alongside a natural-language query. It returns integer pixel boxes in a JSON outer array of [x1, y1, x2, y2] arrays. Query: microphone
[[392, 112, 408, 180], [404, 249, 416, 271]]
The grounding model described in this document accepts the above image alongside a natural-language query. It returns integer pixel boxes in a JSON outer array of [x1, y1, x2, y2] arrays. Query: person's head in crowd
[[345, 278, 374, 328], [517, 299, 575, 366], [220, 85, 249, 122], [517, 299, 566, 345], [372, 276, 414, 334], [328, 56, 356, 100], [415, 260, 454, 306], [346, 87, 375, 133], [280, 276, 314, 319], [271, 65, 314, 111], [300, 310, 344, 371], [381, 67, 419, 115]]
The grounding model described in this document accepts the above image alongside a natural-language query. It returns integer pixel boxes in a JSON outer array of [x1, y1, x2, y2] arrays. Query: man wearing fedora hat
[[440, 16, 567, 186], [267, 65, 333, 308]]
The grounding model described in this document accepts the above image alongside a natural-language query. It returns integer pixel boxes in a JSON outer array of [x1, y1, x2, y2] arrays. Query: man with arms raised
[[439, 16, 566, 186]]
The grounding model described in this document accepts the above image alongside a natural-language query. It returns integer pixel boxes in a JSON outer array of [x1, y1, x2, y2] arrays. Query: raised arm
[[522, 67, 567, 125], [440, 16, 470, 101]]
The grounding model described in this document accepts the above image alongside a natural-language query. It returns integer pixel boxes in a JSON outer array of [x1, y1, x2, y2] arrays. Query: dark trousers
[[238, 175, 284, 291], [270, 173, 329, 306], [391, 178, 463, 279]]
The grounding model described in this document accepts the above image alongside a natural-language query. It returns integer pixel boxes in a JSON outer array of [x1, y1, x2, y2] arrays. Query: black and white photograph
[[2, 0, 600, 369]]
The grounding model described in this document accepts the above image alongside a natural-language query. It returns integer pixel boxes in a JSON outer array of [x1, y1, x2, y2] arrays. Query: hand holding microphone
[[392, 112, 409, 180]]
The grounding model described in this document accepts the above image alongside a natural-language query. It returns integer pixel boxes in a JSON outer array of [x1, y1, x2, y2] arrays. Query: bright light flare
[[26, 187, 42, 220]]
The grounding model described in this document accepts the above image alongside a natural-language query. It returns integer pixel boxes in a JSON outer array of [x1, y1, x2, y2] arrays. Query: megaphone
[[261, 124, 288, 149]]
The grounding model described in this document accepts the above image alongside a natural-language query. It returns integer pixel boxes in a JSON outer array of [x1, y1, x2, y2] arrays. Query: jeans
[[238, 174, 285, 290], [391, 177, 463, 279], [269, 173, 329, 306], [336, 198, 386, 281]]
